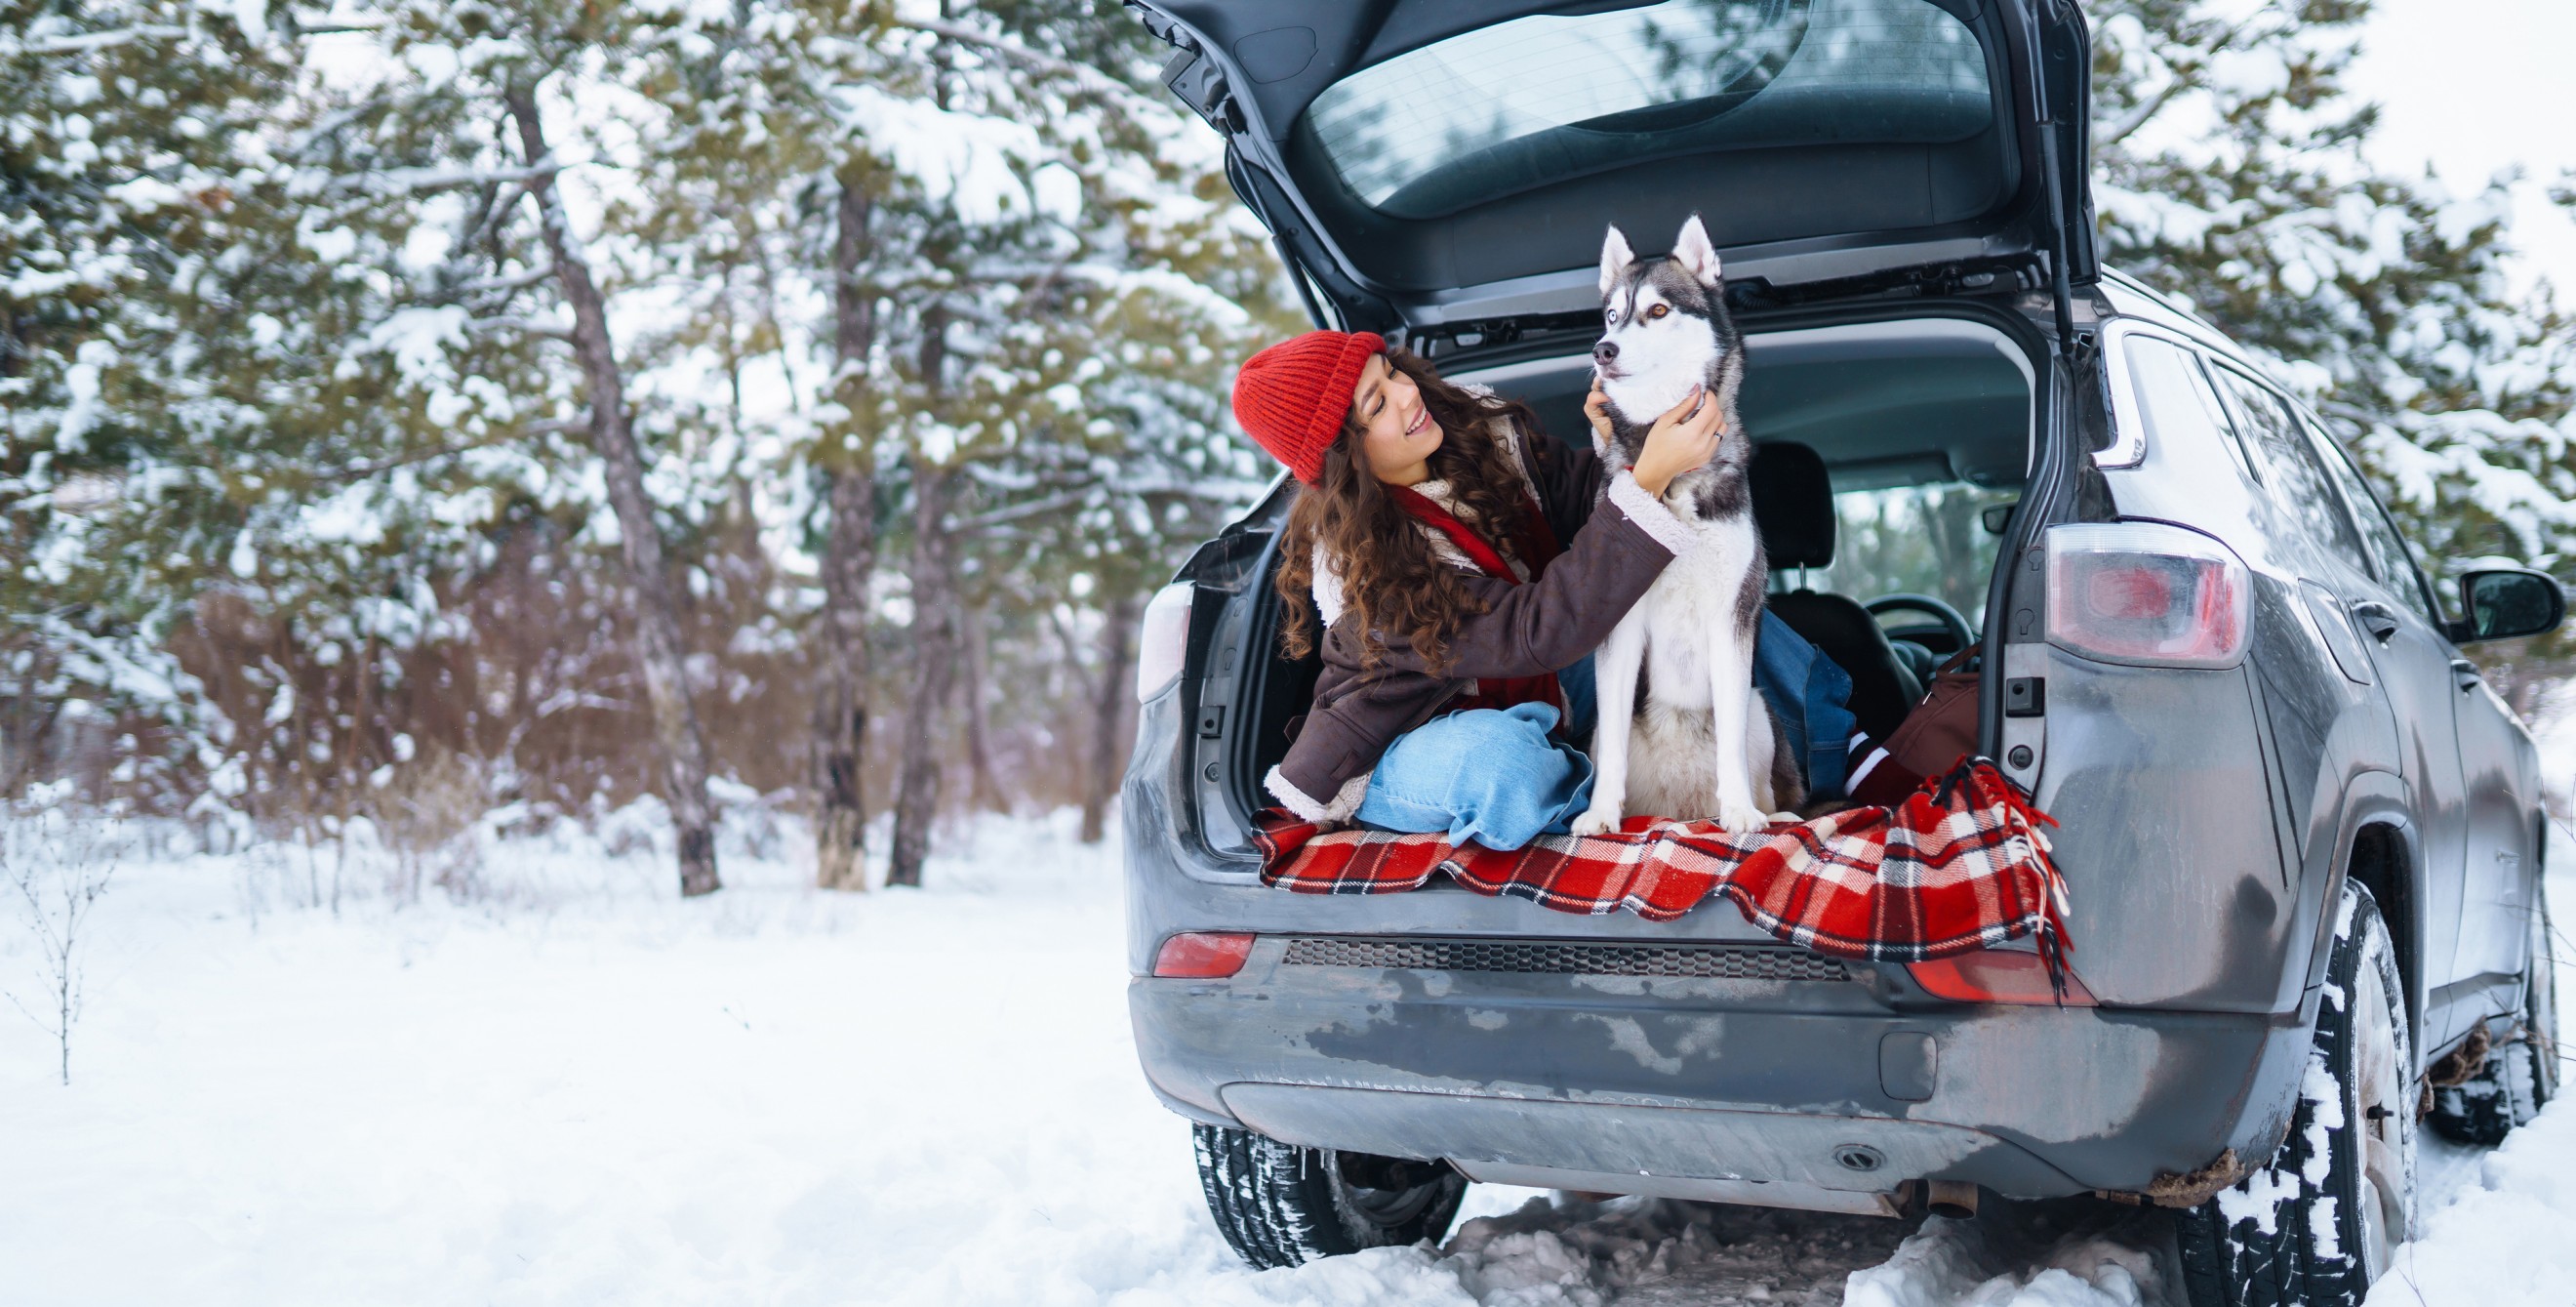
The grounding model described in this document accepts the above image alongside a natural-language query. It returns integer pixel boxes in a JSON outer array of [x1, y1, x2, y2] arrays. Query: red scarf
[[1386, 485, 1567, 722]]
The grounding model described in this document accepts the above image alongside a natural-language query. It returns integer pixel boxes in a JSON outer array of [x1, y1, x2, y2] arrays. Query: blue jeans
[[1752, 610, 1856, 800], [1354, 700, 1596, 851]]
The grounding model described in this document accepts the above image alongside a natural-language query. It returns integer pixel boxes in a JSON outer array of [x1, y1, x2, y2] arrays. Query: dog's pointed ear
[[1598, 225, 1634, 297], [1673, 215, 1721, 285]]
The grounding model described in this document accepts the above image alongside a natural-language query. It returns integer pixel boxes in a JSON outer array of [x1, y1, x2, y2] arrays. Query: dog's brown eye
[[1647, 304, 1670, 320]]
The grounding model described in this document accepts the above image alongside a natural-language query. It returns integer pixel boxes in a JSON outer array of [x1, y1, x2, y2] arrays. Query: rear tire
[[2178, 881, 2414, 1307], [1192, 1123, 1468, 1270], [2427, 878, 2557, 1143]]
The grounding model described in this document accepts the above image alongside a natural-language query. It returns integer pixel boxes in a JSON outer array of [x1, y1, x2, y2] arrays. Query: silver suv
[[1117, 5, 2563, 1305]]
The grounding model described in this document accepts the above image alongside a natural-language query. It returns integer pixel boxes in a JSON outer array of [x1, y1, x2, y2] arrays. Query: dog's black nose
[[1592, 340, 1618, 366]]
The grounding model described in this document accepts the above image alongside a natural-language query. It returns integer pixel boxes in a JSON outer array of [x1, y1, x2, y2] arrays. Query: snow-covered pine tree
[[2091, 0, 2576, 711], [613, 0, 905, 890], [577, 0, 1289, 878], [1, 5, 299, 799], [774, 1, 1290, 879], [900, 0, 1292, 847], [251, 0, 742, 893], [2, 4, 560, 823]]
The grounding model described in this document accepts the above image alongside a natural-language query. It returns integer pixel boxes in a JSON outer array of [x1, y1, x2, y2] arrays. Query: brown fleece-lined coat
[[1263, 417, 1694, 823]]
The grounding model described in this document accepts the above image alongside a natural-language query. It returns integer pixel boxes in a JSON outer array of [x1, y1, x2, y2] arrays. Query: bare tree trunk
[[813, 171, 879, 891], [1079, 592, 1141, 843], [505, 82, 720, 897], [886, 462, 958, 888], [962, 605, 1002, 813], [886, 299, 958, 889]]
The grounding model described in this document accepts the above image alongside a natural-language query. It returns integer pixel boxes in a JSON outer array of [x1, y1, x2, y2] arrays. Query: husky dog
[[1571, 215, 1802, 836]]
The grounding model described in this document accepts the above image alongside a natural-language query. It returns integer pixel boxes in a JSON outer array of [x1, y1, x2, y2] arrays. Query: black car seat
[[1749, 442, 1925, 741]]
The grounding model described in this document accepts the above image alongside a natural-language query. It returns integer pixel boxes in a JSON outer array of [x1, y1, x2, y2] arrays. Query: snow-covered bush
[[0, 786, 123, 1083]]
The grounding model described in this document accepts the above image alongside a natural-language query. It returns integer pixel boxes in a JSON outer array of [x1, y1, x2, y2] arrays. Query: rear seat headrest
[[1751, 442, 1833, 571]]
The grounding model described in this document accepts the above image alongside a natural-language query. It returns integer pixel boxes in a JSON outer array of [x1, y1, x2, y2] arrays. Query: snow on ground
[[2359, 823, 2576, 1307], [0, 803, 2565, 1306]]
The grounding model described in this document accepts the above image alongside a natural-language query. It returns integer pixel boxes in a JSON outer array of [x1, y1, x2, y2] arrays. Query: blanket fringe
[[1937, 755, 2077, 1002]]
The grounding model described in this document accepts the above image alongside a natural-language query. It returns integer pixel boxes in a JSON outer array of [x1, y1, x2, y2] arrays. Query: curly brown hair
[[1274, 350, 1548, 674]]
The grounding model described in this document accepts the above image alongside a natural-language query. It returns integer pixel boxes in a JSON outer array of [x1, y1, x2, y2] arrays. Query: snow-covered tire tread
[[1191, 1123, 1466, 1270], [2180, 880, 2414, 1307]]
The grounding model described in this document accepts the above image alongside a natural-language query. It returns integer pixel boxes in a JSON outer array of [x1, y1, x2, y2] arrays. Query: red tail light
[[2045, 523, 2249, 668], [1152, 932, 1255, 978], [1908, 949, 2095, 1006]]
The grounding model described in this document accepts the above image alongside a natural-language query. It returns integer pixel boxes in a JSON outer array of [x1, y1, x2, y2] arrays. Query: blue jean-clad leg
[[1557, 653, 1599, 746], [1354, 702, 1595, 852]]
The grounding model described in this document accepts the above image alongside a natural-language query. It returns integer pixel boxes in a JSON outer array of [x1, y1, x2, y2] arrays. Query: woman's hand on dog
[[1629, 385, 1724, 499]]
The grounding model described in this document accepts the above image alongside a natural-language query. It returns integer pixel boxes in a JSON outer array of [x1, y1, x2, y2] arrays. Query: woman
[[1229, 328, 1719, 850]]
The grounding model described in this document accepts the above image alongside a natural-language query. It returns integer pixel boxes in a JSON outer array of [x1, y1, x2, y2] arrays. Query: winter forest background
[[7, 0, 2576, 902]]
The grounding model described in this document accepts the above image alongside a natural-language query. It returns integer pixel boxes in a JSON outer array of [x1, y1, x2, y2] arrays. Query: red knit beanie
[[1231, 330, 1387, 484]]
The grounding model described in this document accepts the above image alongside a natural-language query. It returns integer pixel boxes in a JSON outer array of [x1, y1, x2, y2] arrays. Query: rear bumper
[[1130, 938, 2309, 1200]]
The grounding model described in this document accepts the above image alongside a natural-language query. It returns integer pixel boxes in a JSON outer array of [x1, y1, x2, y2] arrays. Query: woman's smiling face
[[1350, 353, 1441, 486]]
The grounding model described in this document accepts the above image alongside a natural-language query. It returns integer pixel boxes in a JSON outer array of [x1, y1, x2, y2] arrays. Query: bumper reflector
[[1152, 931, 1255, 978], [1908, 949, 2096, 1006]]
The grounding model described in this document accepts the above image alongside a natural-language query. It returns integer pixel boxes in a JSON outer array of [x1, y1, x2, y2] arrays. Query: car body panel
[[2012, 652, 2300, 1010], [2450, 681, 2540, 1018], [1128, 949, 2309, 1198]]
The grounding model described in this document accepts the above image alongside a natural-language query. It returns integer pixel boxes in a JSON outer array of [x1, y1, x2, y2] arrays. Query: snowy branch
[[2097, 12, 2282, 148], [465, 315, 577, 343], [957, 488, 1093, 529], [447, 265, 557, 297], [9, 25, 187, 56], [282, 11, 389, 35], [335, 159, 564, 198], [312, 419, 585, 482], [1045, 607, 1103, 702], [892, 18, 1159, 113], [2100, 77, 2193, 148]]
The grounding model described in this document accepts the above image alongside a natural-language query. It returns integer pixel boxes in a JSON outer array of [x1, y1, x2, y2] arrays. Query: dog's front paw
[[1569, 804, 1624, 837], [1713, 800, 1771, 835]]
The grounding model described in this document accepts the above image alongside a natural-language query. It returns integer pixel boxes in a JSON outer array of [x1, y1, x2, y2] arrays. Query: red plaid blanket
[[1253, 757, 2072, 970]]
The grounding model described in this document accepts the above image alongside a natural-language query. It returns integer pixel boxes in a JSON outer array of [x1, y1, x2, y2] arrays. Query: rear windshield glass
[[1306, 0, 1994, 218]]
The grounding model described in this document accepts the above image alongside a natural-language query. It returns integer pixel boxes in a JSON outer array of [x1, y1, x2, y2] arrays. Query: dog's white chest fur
[[1591, 508, 1784, 832], [1632, 511, 1760, 712], [1579, 509, 1791, 831]]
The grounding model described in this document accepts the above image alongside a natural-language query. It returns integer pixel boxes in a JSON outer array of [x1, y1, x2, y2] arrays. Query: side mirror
[[2449, 568, 2565, 643]]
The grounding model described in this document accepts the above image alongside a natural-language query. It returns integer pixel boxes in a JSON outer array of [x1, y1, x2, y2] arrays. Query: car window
[[1808, 480, 2017, 626], [2301, 415, 2444, 624], [1304, 0, 1991, 217], [2119, 336, 2248, 476], [2208, 365, 2371, 569]]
